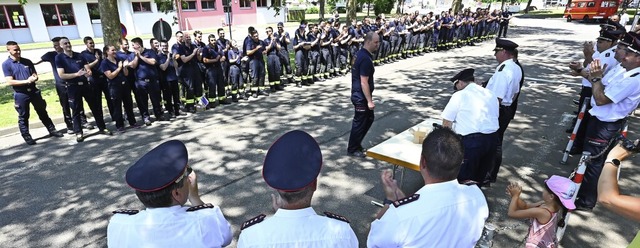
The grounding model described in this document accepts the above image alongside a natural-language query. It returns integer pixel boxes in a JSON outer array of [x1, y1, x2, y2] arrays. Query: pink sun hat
[[545, 175, 577, 210]]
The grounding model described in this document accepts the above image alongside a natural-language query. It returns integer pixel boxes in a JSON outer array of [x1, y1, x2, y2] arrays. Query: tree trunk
[[347, 0, 357, 25], [319, 0, 325, 20], [451, 0, 463, 13], [524, 0, 533, 13], [396, 0, 403, 14], [501, 0, 506, 10], [99, 0, 121, 47]]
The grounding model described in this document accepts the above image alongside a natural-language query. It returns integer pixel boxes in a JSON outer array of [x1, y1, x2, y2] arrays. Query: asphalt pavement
[[1, 17, 639, 248]]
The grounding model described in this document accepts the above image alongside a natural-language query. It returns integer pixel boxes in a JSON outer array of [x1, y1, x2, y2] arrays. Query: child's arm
[[506, 182, 553, 224]]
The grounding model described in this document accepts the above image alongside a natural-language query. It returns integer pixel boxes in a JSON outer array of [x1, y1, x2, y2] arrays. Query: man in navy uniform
[[237, 130, 358, 247], [347, 32, 380, 158], [107, 140, 232, 247], [3, 41, 63, 145], [128, 37, 164, 125], [56, 37, 112, 142], [81, 36, 113, 117]]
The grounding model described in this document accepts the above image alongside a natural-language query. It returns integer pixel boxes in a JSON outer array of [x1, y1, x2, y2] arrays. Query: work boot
[[23, 134, 36, 145], [76, 133, 85, 143], [97, 129, 113, 135], [48, 129, 63, 137], [82, 123, 95, 130]]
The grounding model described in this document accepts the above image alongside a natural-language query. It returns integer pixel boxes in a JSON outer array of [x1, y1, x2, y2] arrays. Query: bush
[[306, 6, 319, 14], [373, 0, 394, 15]]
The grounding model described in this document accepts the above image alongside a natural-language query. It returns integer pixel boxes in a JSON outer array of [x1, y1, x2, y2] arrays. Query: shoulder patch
[[186, 203, 214, 212], [323, 211, 350, 223], [392, 194, 420, 208], [631, 73, 640, 77], [605, 52, 611, 57], [112, 209, 139, 215], [241, 214, 266, 230], [498, 64, 506, 72]]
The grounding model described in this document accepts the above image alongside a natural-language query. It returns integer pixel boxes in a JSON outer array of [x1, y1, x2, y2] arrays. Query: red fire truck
[[564, 0, 622, 22]]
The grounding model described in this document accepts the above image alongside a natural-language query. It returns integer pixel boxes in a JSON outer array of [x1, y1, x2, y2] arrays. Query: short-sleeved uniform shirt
[[128, 49, 158, 80], [202, 44, 221, 69], [55, 52, 88, 84], [80, 49, 104, 77], [99, 59, 126, 84], [2, 57, 38, 92], [485, 58, 523, 106], [441, 83, 500, 135], [157, 52, 179, 82], [589, 67, 640, 122], [40, 51, 62, 84], [246, 39, 265, 62], [351, 48, 374, 105]]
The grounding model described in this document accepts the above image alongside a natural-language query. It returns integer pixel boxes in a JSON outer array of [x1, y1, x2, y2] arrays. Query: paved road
[[1, 17, 639, 247]]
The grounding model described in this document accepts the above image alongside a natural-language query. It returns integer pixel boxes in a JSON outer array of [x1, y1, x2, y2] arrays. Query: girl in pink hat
[[506, 175, 577, 248]]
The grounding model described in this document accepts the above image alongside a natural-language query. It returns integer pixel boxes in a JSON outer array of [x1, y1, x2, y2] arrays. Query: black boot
[[23, 134, 36, 145]]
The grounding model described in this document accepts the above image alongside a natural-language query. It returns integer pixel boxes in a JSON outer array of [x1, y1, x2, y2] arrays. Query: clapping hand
[[589, 59, 607, 79], [506, 181, 522, 198]]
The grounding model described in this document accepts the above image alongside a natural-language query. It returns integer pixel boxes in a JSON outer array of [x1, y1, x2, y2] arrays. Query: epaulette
[[392, 194, 420, 208], [187, 203, 214, 212], [241, 214, 266, 230], [324, 211, 350, 223], [605, 52, 611, 57], [631, 73, 640, 77], [112, 209, 139, 215], [498, 64, 505, 72]]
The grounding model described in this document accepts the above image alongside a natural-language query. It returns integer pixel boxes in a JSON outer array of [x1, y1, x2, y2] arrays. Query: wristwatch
[[607, 159, 621, 167], [591, 77, 602, 83]]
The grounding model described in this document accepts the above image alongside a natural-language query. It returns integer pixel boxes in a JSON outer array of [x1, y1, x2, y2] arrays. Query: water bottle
[[476, 223, 496, 248]]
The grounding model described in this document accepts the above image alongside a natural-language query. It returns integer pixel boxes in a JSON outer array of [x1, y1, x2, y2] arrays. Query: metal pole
[[228, 12, 233, 41]]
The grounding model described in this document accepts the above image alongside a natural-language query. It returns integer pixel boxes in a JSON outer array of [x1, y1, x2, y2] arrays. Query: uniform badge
[[498, 64, 506, 72], [186, 203, 214, 212], [324, 212, 350, 223], [241, 214, 266, 230], [112, 209, 139, 215], [605, 53, 611, 57], [392, 194, 420, 207]]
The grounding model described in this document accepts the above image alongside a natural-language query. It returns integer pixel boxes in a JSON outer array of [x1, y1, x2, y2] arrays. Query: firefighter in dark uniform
[[276, 22, 294, 86], [265, 27, 283, 91], [81, 36, 114, 119], [216, 28, 231, 95], [320, 23, 334, 80], [56, 37, 112, 142], [330, 20, 341, 77], [176, 32, 203, 112], [3, 41, 63, 145], [337, 24, 351, 75], [307, 24, 322, 82], [202, 34, 226, 108], [242, 27, 256, 98], [293, 24, 311, 87], [246, 29, 269, 98], [158, 40, 181, 117], [228, 40, 245, 101], [128, 37, 164, 124]]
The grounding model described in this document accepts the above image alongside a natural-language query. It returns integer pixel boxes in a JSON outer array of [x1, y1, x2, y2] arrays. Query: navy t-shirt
[[247, 39, 265, 61], [40, 51, 62, 84], [129, 49, 158, 79], [55, 52, 88, 84], [80, 49, 104, 77], [202, 44, 221, 69], [351, 48, 374, 104], [228, 49, 241, 66], [99, 59, 126, 84], [157, 53, 178, 81], [2, 57, 38, 92]]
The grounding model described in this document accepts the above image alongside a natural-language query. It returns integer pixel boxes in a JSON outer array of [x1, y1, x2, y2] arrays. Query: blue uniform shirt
[[351, 48, 374, 104], [228, 49, 241, 66], [157, 53, 178, 81], [55, 52, 88, 84], [40, 51, 62, 84], [99, 58, 126, 84], [246, 39, 265, 61], [2, 57, 38, 92], [129, 49, 158, 79], [264, 37, 279, 55], [202, 44, 221, 69], [80, 49, 104, 76]]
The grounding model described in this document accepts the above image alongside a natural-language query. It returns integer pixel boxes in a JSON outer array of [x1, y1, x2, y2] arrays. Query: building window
[[240, 0, 252, 8], [202, 0, 216, 10], [256, 0, 267, 7], [272, 0, 282, 7], [183, 0, 197, 10], [87, 3, 101, 23], [41, 4, 76, 27], [132, 2, 152, 12], [0, 5, 28, 29]]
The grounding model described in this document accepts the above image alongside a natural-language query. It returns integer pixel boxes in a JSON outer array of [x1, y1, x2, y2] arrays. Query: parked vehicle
[[563, 0, 622, 22]]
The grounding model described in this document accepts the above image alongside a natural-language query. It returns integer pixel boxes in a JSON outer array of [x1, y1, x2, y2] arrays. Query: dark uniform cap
[[493, 38, 518, 51], [262, 130, 322, 192], [626, 37, 640, 55], [621, 32, 638, 46], [299, 24, 307, 29], [126, 140, 189, 192], [277, 22, 284, 27], [598, 29, 620, 42], [450, 68, 475, 83]]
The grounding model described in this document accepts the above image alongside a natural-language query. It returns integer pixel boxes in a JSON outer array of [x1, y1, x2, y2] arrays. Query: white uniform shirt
[[486, 58, 522, 106], [237, 207, 358, 248], [441, 83, 500, 136], [107, 205, 233, 248], [367, 180, 489, 248], [582, 45, 600, 87], [589, 67, 640, 122], [582, 46, 617, 88], [601, 63, 625, 87]]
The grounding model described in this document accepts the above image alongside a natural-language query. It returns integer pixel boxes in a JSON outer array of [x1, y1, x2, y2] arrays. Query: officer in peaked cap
[[442, 68, 499, 185], [237, 130, 358, 248], [107, 140, 232, 248], [484, 38, 523, 185]]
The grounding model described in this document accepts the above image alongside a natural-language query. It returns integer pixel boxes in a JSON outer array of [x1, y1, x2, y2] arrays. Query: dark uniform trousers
[[135, 78, 163, 119], [229, 64, 243, 97], [266, 54, 282, 87], [459, 132, 498, 184], [309, 50, 321, 80], [180, 63, 203, 108], [161, 79, 181, 114], [347, 104, 374, 153], [295, 49, 309, 84], [249, 59, 266, 92], [206, 66, 225, 101], [575, 117, 625, 208], [320, 46, 332, 77], [488, 104, 516, 182], [14, 89, 56, 135], [278, 49, 293, 83], [54, 82, 86, 129], [498, 22, 509, 38], [573, 86, 594, 151], [68, 82, 106, 134], [89, 75, 113, 118], [108, 80, 136, 128]]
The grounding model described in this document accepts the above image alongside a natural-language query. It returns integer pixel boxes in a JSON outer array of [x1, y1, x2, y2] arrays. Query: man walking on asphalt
[[347, 31, 379, 158]]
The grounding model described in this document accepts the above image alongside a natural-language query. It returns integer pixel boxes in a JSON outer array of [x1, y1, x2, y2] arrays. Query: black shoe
[[48, 130, 63, 137], [144, 119, 152, 126], [82, 123, 95, 130], [98, 129, 113, 135], [347, 150, 367, 158], [76, 134, 85, 143], [221, 98, 232, 104], [23, 134, 36, 145]]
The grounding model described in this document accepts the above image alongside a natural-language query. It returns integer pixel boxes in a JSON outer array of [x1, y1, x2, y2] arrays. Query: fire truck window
[[587, 2, 595, 7], [608, 1, 617, 7], [578, 2, 586, 7]]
